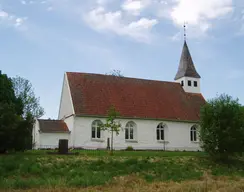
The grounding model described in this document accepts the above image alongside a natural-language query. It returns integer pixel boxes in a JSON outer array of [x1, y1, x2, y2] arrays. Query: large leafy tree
[[200, 94, 244, 161], [12, 76, 45, 149], [0, 72, 40, 152], [12, 76, 44, 119], [0, 71, 24, 152]]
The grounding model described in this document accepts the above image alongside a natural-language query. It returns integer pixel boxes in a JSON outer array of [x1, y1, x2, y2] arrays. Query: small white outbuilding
[[32, 119, 70, 149]]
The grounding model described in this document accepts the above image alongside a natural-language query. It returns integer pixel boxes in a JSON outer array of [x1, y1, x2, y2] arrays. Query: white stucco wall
[[175, 77, 201, 94], [39, 133, 71, 149], [58, 73, 74, 120], [32, 118, 72, 149], [73, 116, 201, 151], [64, 115, 75, 147]]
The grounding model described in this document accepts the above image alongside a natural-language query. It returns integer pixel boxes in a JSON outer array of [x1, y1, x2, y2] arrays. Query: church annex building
[[32, 40, 206, 151]]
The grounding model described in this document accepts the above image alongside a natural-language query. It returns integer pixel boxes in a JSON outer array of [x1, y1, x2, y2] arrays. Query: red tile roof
[[67, 72, 206, 122], [38, 119, 70, 133]]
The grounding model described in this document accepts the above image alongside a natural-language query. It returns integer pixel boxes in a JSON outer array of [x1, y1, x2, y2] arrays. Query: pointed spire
[[174, 41, 201, 80], [184, 21, 186, 41]]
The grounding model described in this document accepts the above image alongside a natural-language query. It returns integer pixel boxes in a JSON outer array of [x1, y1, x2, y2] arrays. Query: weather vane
[[183, 21, 187, 41]]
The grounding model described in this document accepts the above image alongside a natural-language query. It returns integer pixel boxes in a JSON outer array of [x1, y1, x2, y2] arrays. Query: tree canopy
[[99, 105, 121, 153], [12, 76, 44, 119], [200, 94, 244, 161], [0, 71, 44, 152]]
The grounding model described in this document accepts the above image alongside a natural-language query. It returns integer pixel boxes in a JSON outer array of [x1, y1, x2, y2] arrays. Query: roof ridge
[[66, 71, 180, 85], [38, 119, 63, 121]]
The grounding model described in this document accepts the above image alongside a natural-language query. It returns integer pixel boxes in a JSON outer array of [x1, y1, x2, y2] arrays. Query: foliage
[[16, 114, 35, 150], [0, 103, 21, 152], [200, 94, 244, 161], [106, 70, 124, 77], [0, 72, 23, 115], [0, 72, 22, 152], [0, 71, 35, 152], [12, 76, 44, 119], [100, 106, 121, 135], [125, 146, 134, 151], [99, 106, 122, 153]]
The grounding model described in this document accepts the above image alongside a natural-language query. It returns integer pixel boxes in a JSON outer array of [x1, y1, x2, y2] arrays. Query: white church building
[[32, 40, 206, 151]]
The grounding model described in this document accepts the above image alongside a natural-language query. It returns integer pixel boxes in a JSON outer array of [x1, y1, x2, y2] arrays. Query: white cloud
[[0, 9, 27, 29], [170, 0, 233, 32], [37, 0, 236, 41], [47, 6, 53, 11], [0, 11, 8, 18], [15, 18, 25, 27], [21, 0, 27, 5], [84, 6, 158, 42], [122, 0, 151, 16], [96, 0, 110, 5]]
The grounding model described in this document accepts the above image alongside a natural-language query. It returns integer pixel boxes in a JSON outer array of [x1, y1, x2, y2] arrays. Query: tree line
[[0, 71, 44, 153]]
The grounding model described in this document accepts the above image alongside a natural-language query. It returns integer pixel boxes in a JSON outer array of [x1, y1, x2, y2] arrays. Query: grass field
[[1, 150, 244, 191]]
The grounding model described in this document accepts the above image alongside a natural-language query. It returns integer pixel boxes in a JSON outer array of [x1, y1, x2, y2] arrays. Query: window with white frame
[[91, 120, 102, 139], [157, 123, 166, 141], [125, 121, 136, 140], [190, 126, 197, 142]]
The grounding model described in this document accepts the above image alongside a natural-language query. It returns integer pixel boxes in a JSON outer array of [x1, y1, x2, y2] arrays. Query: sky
[[1, 0, 244, 119]]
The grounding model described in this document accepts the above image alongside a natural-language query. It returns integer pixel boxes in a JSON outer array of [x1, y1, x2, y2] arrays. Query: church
[[32, 40, 206, 151]]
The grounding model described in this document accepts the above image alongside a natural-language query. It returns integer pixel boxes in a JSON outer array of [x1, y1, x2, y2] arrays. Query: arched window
[[190, 126, 197, 142], [125, 121, 136, 140], [157, 123, 166, 141], [91, 120, 102, 139]]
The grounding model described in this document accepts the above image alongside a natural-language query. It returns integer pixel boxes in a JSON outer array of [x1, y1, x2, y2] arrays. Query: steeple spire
[[174, 25, 201, 94], [174, 39, 200, 80], [184, 22, 186, 42]]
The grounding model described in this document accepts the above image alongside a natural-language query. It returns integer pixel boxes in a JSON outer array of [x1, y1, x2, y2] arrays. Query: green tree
[[0, 71, 24, 152], [15, 113, 34, 151], [0, 71, 37, 152], [99, 106, 121, 154], [0, 103, 21, 152], [12, 76, 44, 119], [200, 94, 244, 161]]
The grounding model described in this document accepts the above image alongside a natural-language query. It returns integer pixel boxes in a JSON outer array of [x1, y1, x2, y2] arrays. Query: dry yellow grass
[[5, 173, 244, 192]]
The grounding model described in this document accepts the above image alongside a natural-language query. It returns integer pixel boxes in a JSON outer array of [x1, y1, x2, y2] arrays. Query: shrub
[[200, 94, 244, 161], [125, 146, 134, 151]]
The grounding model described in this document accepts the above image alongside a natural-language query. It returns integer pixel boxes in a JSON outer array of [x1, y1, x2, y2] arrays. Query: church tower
[[174, 37, 201, 94]]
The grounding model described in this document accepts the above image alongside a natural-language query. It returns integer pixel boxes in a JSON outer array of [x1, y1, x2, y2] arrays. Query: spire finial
[[183, 21, 187, 42]]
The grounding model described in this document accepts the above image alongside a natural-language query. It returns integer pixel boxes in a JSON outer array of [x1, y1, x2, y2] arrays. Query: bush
[[125, 146, 134, 151], [200, 94, 244, 161]]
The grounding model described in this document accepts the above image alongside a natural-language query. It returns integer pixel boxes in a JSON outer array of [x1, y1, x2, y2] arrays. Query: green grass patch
[[1, 151, 244, 190], [23, 149, 206, 157]]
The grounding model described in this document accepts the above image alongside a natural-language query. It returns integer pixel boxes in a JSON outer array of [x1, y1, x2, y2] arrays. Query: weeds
[[1, 151, 244, 190]]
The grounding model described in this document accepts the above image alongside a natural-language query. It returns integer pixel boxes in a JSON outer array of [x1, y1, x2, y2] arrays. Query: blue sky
[[1, 0, 244, 119]]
